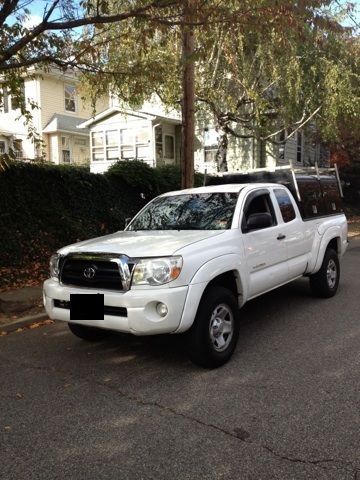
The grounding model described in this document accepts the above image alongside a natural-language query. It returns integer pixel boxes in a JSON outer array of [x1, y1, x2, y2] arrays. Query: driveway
[[1, 238, 359, 480]]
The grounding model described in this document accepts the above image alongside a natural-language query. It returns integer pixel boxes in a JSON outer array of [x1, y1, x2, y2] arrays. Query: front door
[[241, 189, 289, 298]]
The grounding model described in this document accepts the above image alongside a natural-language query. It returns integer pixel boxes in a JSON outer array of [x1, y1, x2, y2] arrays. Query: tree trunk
[[181, 1, 195, 189], [216, 129, 228, 172]]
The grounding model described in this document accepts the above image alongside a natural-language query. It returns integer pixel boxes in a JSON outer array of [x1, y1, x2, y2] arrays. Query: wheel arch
[[175, 255, 246, 333], [312, 228, 341, 274]]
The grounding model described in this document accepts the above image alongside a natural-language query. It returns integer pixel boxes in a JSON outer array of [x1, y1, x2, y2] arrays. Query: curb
[[0, 312, 48, 333]]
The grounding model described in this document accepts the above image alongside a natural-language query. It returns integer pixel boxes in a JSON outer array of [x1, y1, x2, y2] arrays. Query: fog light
[[156, 302, 168, 317]]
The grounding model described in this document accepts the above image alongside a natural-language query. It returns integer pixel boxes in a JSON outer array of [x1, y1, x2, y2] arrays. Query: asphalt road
[[1, 239, 360, 480]]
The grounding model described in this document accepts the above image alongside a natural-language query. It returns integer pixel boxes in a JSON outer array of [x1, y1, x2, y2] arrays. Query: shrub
[[0, 161, 208, 282]]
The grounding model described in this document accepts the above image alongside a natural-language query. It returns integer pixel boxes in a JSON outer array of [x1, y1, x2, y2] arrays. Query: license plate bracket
[[70, 294, 104, 320]]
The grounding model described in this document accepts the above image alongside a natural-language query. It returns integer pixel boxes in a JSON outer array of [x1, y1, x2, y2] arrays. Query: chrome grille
[[60, 253, 133, 291]]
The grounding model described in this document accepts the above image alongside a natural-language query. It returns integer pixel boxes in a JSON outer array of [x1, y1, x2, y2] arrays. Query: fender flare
[[175, 254, 247, 333], [311, 226, 341, 274]]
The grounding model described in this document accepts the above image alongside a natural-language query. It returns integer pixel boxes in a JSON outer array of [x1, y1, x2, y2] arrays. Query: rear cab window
[[273, 188, 296, 223]]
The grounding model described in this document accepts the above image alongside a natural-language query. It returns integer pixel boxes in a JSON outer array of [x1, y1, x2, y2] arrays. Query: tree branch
[[0, 0, 180, 67]]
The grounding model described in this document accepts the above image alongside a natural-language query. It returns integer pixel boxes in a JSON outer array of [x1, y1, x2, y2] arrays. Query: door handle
[[277, 234, 286, 240]]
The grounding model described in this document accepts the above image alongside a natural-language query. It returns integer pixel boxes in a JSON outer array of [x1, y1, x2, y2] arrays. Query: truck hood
[[59, 230, 226, 258]]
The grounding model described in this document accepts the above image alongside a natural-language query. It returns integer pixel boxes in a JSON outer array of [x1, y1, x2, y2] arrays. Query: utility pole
[[181, 0, 195, 189]]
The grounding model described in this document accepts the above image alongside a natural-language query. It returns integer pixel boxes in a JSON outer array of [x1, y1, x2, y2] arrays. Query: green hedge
[[0, 161, 204, 270]]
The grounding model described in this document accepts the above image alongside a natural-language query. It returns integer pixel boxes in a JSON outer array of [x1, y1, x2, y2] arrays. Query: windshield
[[127, 192, 239, 231]]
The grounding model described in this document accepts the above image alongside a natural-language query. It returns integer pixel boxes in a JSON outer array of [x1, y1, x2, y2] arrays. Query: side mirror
[[124, 217, 132, 228], [246, 212, 273, 231]]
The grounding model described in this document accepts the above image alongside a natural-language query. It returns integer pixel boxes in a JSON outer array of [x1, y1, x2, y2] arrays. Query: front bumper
[[43, 279, 188, 335]]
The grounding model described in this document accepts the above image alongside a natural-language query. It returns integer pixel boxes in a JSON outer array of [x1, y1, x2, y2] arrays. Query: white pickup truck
[[43, 173, 348, 367]]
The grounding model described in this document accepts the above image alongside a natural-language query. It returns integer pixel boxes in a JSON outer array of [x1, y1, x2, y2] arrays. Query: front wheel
[[68, 323, 110, 341], [309, 248, 340, 298], [187, 286, 240, 368]]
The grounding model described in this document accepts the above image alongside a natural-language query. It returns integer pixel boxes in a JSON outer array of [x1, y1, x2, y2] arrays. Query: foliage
[[0, 0, 359, 174], [107, 159, 159, 199], [155, 164, 204, 192], [80, 0, 359, 170], [0, 161, 204, 288], [0, 0, 183, 169]]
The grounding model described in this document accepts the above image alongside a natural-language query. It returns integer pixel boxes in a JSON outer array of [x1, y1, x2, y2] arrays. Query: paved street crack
[[1, 351, 359, 478]]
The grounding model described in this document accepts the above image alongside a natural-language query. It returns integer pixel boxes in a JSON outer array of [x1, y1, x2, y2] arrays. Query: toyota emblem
[[83, 266, 96, 279]]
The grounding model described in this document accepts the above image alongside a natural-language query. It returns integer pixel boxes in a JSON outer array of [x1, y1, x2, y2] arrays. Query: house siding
[[39, 74, 108, 129], [0, 70, 109, 164]]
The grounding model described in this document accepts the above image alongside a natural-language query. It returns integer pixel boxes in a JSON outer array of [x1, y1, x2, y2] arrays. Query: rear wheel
[[309, 248, 340, 298], [187, 286, 240, 368], [68, 323, 110, 341]]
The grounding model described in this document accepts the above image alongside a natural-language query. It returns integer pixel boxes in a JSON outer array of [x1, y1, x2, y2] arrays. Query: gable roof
[[43, 114, 89, 135], [77, 106, 181, 129]]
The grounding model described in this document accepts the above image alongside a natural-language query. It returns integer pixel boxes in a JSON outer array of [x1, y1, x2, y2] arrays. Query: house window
[[106, 130, 118, 146], [135, 126, 150, 159], [0, 141, 6, 154], [204, 146, 217, 163], [279, 130, 286, 160], [297, 131, 303, 163], [92, 149, 104, 161], [64, 84, 76, 112], [107, 148, 118, 160], [136, 127, 150, 144], [62, 150, 71, 163], [2, 88, 9, 113], [204, 128, 218, 147], [11, 82, 25, 110], [91, 126, 152, 162], [91, 132, 105, 161], [155, 126, 163, 160], [13, 139, 23, 159], [61, 136, 71, 163], [164, 135, 175, 159], [92, 132, 104, 147], [120, 129, 134, 159], [106, 130, 119, 160]]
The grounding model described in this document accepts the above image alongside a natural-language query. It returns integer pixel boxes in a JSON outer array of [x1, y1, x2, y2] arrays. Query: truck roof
[[161, 183, 282, 196]]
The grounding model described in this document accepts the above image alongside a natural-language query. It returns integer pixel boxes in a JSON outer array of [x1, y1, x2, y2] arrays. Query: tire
[[187, 286, 240, 368], [68, 323, 110, 341], [309, 248, 340, 298]]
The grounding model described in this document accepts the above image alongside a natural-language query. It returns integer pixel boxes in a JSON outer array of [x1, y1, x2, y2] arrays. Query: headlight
[[49, 254, 61, 279], [131, 256, 182, 286]]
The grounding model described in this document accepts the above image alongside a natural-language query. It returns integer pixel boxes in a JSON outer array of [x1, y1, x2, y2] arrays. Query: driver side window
[[242, 192, 277, 232]]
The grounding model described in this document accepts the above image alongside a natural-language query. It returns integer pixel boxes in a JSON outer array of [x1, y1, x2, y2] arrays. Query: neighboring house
[[78, 106, 182, 174], [79, 96, 328, 175], [194, 122, 329, 174], [0, 69, 109, 164]]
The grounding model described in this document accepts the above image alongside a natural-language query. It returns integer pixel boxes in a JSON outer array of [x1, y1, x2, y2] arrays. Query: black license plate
[[70, 294, 104, 320]]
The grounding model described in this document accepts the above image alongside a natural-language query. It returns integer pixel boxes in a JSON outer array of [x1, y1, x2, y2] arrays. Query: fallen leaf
[[16, 393, 23, 399], [16, 328, 23, 333], [29, 322, 41, 329], [0, 331, 7, 337], [4, 426, 11, 431]]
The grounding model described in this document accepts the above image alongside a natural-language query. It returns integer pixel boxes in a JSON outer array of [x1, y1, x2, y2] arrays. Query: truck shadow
[[82, 276, 314, 367]]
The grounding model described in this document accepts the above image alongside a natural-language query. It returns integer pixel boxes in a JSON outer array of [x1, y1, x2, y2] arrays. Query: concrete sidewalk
[[0, 285, 47, 332]]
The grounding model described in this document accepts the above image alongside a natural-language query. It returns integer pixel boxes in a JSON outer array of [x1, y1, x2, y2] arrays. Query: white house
[[78, 106, 182, 174], [80, 102, 328, 175], [0, 69, 109, 164]]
